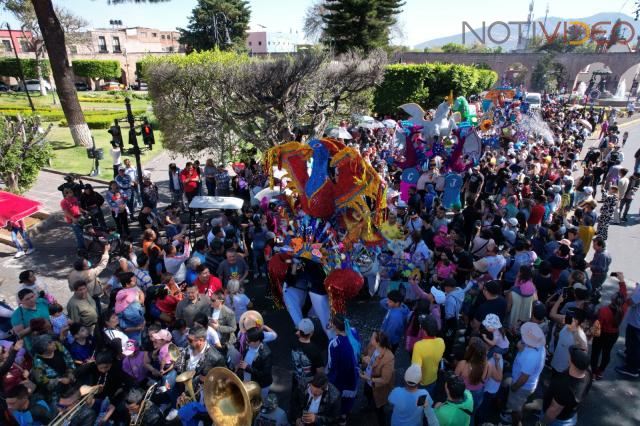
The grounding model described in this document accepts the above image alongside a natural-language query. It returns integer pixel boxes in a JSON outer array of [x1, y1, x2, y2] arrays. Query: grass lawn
[[0, 91, 163, 181], [0, 91, 150, 111], [47, 125, 164, 181]]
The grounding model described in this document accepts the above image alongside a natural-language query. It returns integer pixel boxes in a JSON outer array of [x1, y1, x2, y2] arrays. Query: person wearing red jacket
[[591, 272, 628, 379], [179, 162, 200, 206]]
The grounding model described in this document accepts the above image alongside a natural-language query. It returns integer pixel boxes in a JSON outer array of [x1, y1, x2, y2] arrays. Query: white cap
[[404, 364, 422, 385]]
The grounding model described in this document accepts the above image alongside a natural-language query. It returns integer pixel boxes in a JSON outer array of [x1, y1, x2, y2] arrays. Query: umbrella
[[401, 167, 420, 184], [328, 127, 353, 140], [253, 186, 292, 200], [577, 119, 592, 131], [0, 191, 42, 227], [359, 121, 384, 129], [382, 119, 397, 129], [189, 196, 244, 210], [359, 115, 375, 123]]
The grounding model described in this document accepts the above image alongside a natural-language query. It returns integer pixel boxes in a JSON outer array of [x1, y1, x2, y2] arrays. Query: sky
[[2, 0, 636, 47]]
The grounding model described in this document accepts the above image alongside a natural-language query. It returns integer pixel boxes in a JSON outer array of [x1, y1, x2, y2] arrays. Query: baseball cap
[[569, 345, 590, 370], [507, 217, 518, 227], [404, 364, 422, 385], [118, 165, 126, 171], [266, 231, 276, 240], [297, 318, 315, 335], [151, 329, 172, 342]]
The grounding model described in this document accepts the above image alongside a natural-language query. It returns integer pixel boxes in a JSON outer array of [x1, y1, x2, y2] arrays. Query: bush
[[0, 58, 50, 78], [72, 59, 121, 80], [374, 63, 498, 115], [59, 109, 147, 129]]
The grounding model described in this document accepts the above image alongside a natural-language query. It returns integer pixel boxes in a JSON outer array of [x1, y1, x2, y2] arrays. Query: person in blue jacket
[[380, 290, 410, 353]]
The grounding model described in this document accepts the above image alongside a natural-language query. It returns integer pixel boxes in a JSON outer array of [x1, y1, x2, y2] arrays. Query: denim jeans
[[11, 228, 33, 252], [70, 223, 85, 249]]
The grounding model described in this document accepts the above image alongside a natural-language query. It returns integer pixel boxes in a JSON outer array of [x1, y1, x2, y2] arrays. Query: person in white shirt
[[110, 142, 122, 178], [123, 158, 140, 209], [616, 168, 630, 223]]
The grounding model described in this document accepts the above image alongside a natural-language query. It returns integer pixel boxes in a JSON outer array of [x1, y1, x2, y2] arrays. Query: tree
[[0, 115, 52, 194], [441, 42, 468, 53], [303, 0, 328, 43], [72, 59, 121, 90], [321, 0, 405, 53], [143, 49, 387, 155], [530, 53, 565, 92], [178, 0, 250, 52], [2, 0, 88, 96]]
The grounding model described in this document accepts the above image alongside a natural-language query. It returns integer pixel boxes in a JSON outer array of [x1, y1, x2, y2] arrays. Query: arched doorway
[[572, 63, 612, 94], [505, 62, 528, 87], [618, 63, 640, 99]]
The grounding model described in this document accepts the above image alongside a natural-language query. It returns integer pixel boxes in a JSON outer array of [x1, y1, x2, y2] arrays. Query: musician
[[55, 386, 97, 426], [5, 383, 54, 426], [75, 350, 129, 424], [177, 325, 226, 389], [289, 372, 341, 426], [124, 388, 166, 426]]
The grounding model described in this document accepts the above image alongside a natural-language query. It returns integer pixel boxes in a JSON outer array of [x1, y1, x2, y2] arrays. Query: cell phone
[[417, 394, 427, 407], [562, 287, 569, 298], [610, 272, 618, 277]]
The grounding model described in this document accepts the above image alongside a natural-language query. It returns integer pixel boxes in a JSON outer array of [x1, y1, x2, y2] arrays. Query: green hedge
[[0, 58, 50, 78], [374, 63, 498, 115], [1, 108, 145, 126], [72, 59, 121, 79]]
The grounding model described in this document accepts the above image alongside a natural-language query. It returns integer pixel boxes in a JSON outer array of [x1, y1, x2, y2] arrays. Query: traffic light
[[107, 122, 123, 149], [141, 120, 155, 149]]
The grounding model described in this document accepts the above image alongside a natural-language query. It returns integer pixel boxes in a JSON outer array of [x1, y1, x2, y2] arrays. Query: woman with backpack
[[591, 273, 629, 380]]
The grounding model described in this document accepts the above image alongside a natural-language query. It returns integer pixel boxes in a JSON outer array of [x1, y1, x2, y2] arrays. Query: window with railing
[[98, 36, 108, 53], [2, 40, 12, 52], [112, 36, 121, 53]]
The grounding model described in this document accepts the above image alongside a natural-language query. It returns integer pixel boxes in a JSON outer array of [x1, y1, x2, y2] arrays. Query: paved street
[[1, 122, 640, 425]]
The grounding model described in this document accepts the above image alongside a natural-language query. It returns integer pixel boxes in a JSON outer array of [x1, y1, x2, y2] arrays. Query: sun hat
[[430, 286, 446, 304], [404, 364, 422, 385], [482, 313, 502, 330], [520, 321, 545, 348]]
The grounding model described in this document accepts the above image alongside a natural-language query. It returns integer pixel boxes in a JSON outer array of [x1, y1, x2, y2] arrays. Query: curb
[[618, 116, 640, 128], [42, 168, 110, 185], [0, 211, 52, 248]]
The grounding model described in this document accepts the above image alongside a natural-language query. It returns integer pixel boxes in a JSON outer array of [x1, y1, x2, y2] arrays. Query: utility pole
[[125, 97, 144, 185], [6, 23, 35, 112]]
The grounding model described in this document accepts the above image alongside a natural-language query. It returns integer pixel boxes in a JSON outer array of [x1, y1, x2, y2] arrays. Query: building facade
[[0, 26, 184, 87], [246, 28, 297, 54]]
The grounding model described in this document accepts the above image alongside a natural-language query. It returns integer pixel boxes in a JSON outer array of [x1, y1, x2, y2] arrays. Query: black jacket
[[241, 344, 273, 388], [288, 381, 341, 425], [178, 344, 227, 389]]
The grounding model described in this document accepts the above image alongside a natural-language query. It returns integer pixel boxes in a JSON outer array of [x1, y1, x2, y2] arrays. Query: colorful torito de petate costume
[[264, 138, 387, 319]]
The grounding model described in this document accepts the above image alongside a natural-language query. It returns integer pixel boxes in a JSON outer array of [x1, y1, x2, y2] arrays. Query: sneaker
[[26, 248, 35, 255], [14, 251, 25, 258], [499, 411, 512, 423], [615, 366, 639, 378], [165, 409, 179, 421]]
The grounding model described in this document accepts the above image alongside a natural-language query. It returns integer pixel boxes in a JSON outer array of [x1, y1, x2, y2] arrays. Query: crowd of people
[[2, 91, 640, 426]]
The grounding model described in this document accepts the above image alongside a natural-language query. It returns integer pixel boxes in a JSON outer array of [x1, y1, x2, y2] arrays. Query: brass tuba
[[203, 367, 262, 426], [168, 343, 186, 371], [175, 370, 200, 407]]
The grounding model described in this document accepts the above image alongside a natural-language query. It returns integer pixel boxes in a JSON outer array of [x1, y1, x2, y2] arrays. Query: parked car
[[16, 79, 52, 92], [75, 82, 89, 91], [132, 81, 148, 91], [0, 82, 8, 92], [101, 81, 122, 91]]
